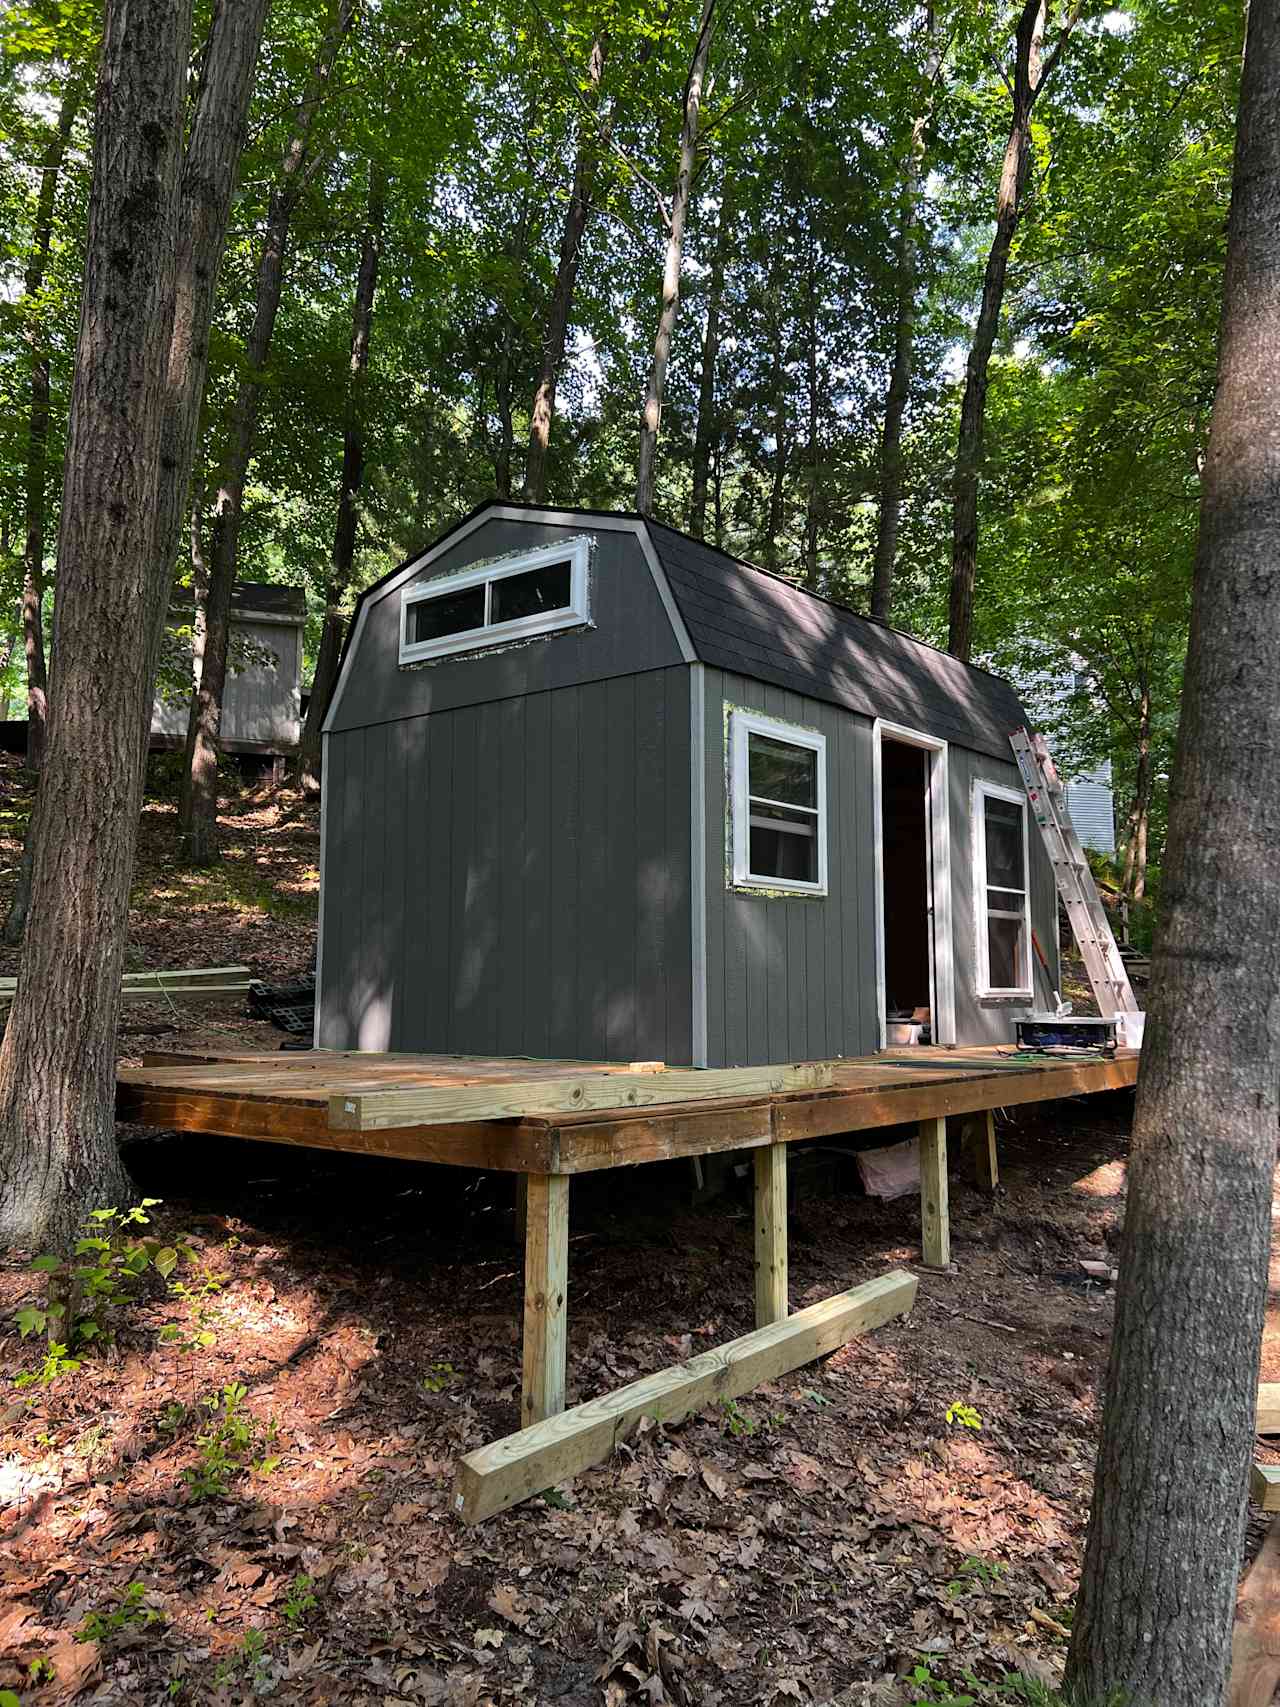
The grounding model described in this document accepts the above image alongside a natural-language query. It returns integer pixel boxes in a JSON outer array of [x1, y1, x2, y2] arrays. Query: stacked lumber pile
[[0, 965, 251, 1007]]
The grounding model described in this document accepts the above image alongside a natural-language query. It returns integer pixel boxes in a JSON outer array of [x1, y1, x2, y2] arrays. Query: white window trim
[[973, 777, 1033, 998], [398, 536, 590, 664], [872, 719, 954, 1048], [729, 708, 828, 895]]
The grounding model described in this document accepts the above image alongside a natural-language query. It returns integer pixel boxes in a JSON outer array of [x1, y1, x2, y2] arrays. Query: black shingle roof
[[645, 520, 1027, 763], [230, 582, 306, 620]]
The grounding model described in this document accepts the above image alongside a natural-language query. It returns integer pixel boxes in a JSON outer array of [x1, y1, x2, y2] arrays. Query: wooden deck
[[117, 1044, 1138, 1434], [118, 1045, 1136, 1173]]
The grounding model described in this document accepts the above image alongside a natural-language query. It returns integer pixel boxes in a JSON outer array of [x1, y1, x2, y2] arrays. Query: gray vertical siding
[[699, 672, 1058, 1063], [699, 669, 879, 1067], [151, 617, 302, 749], [948, 744, 1059, 1045], [317, 666, 694, 1063]]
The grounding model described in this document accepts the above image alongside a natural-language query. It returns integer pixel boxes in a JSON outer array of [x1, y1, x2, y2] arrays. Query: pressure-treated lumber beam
[[753, 1143, 788, 1327], [328, 1060, 836, 1131], [1253, 1463, 1280, 1511], [1257, 1385, 1280, 1435], [959, 1109, 998, 1192], [454, 1268, 918, 1523], [919, 1116, 949, 1268], [521, 1174, 569, 1428]]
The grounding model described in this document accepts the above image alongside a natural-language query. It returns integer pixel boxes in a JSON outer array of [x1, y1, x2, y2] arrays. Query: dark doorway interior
[[882, 739, 931, 1025]]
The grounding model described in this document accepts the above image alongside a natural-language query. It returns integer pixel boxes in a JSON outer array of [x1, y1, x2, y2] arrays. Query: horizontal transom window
[[399, 537, 590, 663], [729, 708, 828, 895]]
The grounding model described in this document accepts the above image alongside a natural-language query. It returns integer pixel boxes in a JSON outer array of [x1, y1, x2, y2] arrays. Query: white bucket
[[1117, 1010, 1145, 1050]]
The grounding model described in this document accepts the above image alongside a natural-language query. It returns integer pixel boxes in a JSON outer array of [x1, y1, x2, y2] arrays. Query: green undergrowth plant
[[11, 1200, 228, 1393], [184, 1384, 281, 1501], [946, 1401, 984, 1430], [213, 1627, 274, 1693], [908, 1665, 1127, 1706], [281, 1574, 317, 1626], [79, 1581, 166, 1645]]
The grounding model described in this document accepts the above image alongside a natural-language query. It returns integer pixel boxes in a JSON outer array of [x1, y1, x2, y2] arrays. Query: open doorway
[[874, 722, 953, 1048]]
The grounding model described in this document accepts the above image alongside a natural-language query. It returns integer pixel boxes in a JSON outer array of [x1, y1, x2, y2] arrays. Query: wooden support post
[[959, 1109, 998, 1192], [918, 1115, 950, 1269], [521, 1174, 569, 1428], [753, 1142, 788, 1327]]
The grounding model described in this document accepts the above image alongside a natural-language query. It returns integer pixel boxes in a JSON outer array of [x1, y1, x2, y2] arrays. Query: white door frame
[[872, 719, 955, 1049]]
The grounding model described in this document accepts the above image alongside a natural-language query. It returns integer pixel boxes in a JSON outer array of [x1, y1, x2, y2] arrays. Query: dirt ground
[[0, 756, 1273, 1706]]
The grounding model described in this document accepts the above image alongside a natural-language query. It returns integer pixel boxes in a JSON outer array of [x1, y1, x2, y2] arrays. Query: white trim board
[[689, 664, 708, 1067], [728, 706, 829, 896], [971, 775, 1033, 999], [312, 727, 331, 1049], [872, 719, 955, 1049]]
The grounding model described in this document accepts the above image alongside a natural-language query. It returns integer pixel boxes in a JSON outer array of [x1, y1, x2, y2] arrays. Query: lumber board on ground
[[1258, 1385, 1280, 1435], [328, 1060, 837, 1131], [1253, 1463, 1280, 1511], [453, 1268, 918, 1523]]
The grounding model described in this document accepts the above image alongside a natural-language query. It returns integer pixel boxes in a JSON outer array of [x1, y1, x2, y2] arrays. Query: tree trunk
[[871, 6, 940, 623], [523, 35, 606, 505], [179, 0, 355, 864], [142, 0, 272, 719], [1119, 676, 1152, 900], [19, 77, 84, 777], [689, 177, 732, 540], [0, 0, 191, 1248], [947, 0, 1053, 661], [802, 235, 821, 590], [635, 0, 717, 515], [1065, 7, 1280, 1700], [298, 161, 387, 794], [765, 305, 788, 571]]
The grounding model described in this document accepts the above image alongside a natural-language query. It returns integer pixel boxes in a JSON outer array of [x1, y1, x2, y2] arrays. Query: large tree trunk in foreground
[[179, 0, 355, 864], [871, 6, 940, 623], [19, 77, 84, 778], [1065, 6, 1280, 1700], [947, 0, 1081, 661], [0, 0, 191, 1249], [688, 177, 731, 540], [143, 0, 271, 716], [635, 0, 717, 515], [523, 34, 606, 505], [297, 161, 387, 793]]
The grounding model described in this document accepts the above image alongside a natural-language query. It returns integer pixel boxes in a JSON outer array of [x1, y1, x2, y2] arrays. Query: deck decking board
[[118, 1046, 1138, 1173]]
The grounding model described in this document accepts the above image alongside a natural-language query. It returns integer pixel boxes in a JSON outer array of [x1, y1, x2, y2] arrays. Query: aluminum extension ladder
[[1009, 727, 1140, 1020]]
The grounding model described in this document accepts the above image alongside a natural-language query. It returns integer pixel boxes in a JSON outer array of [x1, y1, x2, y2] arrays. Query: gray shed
[[152, 582, 306, 755], [316, 502, 1057, 1066]]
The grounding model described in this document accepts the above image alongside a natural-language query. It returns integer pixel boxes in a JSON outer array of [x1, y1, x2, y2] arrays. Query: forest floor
[[0, 756, 1268, 1707]]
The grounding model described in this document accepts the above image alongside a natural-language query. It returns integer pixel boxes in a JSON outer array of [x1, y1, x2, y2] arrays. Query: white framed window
[[973, 779, 1032, 996], [399, 537, 590, 664], [729, 708, 828, 894]]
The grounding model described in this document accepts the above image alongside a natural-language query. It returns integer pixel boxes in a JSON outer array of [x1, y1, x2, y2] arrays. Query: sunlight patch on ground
[[1071, 1160, 1126, 1198]]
